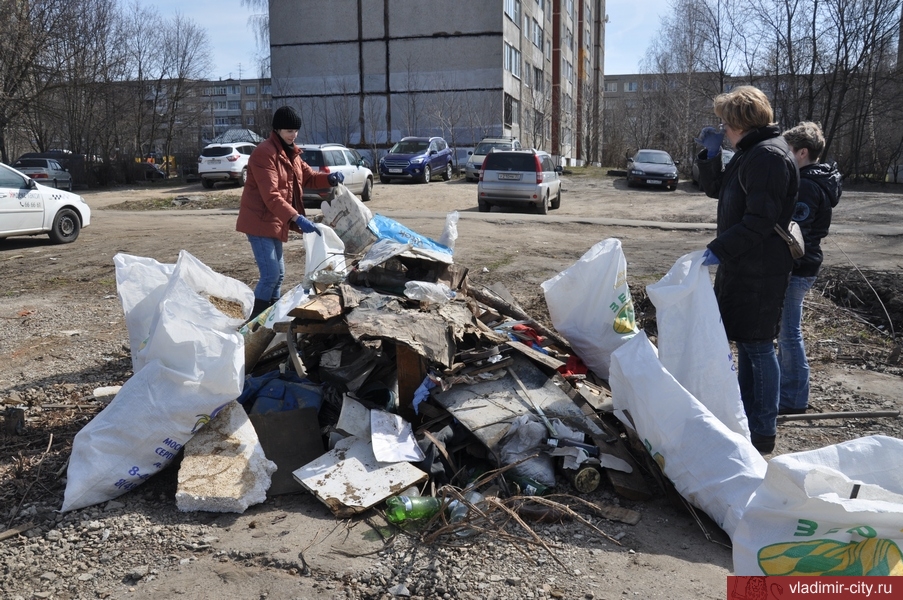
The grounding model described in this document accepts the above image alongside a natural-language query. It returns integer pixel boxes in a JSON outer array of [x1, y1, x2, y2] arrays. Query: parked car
[[626, 149, 680, 190], [477, 149, 563, 214], [378, 136, 453, 184], [691, 149, 735, 186], [11, 157, 73, 191], [0, 162, 91, 244], [198, 142, 257, 188], [465, 136, 522, 182], [299, 143, 374, 205], [132, 162, 167, 180]]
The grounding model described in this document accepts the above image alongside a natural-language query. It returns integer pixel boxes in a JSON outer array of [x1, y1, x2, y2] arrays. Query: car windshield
[[635, 152, 672, 164], [13, 159, 47, 168], [474, 142, 512, 154], [391, 141, 428, 154], [201, 147, 235, 158], [300, 150, 324, 167], [483, 153, 536, 171]]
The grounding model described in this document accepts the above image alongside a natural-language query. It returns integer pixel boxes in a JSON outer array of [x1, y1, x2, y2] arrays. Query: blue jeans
[[246, 234, 284, 302], [779, 275, 816, 411], [736, 340, 780, 438]]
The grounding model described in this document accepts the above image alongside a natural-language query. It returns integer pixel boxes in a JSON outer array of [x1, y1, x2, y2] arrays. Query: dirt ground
[[1, 171, 902, 599]]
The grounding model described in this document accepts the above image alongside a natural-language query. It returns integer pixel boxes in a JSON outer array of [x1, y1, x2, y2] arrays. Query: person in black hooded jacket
[[778, 122, 842, 415], [695, 86, 799, 454]]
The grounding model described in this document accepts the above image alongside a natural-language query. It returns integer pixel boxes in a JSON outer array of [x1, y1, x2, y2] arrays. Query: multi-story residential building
[[267, 0, 605, 165], [198, 78, 274, 143]]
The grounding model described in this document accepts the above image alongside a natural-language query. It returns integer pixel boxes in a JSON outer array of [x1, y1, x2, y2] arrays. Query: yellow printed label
[[758, 538, 903, 576]]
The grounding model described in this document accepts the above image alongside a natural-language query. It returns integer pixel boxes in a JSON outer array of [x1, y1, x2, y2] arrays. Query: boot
[[249, 298, 272, 321]]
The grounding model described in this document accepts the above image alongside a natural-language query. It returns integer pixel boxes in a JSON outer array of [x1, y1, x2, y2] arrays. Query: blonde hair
[[713, 86, 774, 132], [783, 121, 825, 161]]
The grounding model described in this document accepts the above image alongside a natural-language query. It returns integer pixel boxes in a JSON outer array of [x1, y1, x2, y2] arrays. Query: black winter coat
[[792, 163, 842, 277], [697, 125, 799, 343]]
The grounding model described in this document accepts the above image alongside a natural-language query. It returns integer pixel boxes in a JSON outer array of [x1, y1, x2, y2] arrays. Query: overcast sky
[[155, 0, 670, 80]]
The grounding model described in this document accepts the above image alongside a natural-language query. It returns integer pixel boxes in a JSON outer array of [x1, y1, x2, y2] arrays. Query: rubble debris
[[176, 401, 276, 513]]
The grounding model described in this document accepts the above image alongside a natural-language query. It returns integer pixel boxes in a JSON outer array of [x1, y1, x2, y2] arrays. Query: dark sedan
[[626, 149, 680, 191]]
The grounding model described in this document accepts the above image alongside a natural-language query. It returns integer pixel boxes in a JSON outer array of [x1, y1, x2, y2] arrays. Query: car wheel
[[551, 187, 561, 210], [202, 178, 215, 189], [442, 162, 452, 181], [361, 177, 373, 202], [421, 166, 431, 184], [239, 168, 248, 187], [478, 198, 490, 213], [66, 179, 73, 192], [48, 208, 80, 244], [537, 192, 549, 215], [380, 176, 390, 184]]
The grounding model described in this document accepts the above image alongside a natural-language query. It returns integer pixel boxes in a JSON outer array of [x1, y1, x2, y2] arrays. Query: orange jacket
[[235, 132, 331, 242]]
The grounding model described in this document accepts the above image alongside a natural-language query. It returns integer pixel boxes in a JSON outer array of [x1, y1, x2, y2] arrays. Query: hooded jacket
[[697, 125, 799, 342], [235, 132, 331, 242], [791, 162, 842, 277]]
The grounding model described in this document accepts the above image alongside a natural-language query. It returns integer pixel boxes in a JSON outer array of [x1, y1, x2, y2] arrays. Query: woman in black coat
[[695, 86, 799, 454]]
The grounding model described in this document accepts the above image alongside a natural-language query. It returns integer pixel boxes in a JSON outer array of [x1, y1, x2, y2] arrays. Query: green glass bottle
[[506, 474, 551, 496], [384, 495, 441, 524]]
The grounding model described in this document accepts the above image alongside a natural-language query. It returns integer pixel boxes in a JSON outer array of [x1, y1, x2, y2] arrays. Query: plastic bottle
[[384, 495, 441, 524], [447, 489, 485, 537]]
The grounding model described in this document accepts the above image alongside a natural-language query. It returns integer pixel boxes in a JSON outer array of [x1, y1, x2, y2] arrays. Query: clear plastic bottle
[[384, 495, 441, 524], [447, 489, 485, 537]]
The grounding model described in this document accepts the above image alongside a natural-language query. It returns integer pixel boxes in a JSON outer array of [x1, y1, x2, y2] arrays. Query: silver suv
[[477, 149, 562, 214], [299, 143, 374, 205], [465, 136, 521, 182], [198, 142, 256, 188]]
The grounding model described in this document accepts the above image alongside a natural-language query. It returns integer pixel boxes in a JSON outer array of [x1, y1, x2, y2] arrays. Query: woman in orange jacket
[[236, 106, 343, 318]]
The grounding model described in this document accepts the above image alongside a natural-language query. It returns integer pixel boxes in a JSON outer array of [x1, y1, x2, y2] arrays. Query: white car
[[465, 136, 522, 182], [477, 149, 563, 214], [0, 162, 91, 243], [198, 142, 257, 189], [299, 143, 374, 205]]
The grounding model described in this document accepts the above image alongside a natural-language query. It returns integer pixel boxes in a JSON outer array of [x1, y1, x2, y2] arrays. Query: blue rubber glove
[[701, 249, 720, 266], [294, 214, 321, 236], [326, 172, 344, 186], [694, 127, 725, 159]]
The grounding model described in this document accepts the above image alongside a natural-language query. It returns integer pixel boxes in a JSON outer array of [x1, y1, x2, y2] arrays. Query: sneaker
[[778, 406, 808, 415], [751, 433, 776, 454]]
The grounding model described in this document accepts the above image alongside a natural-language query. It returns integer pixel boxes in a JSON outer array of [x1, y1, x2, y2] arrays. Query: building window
[[261, 84, 272, 94], [214, 101, 228, 110], [523, 63, 531, 87], [565, 27, 573, 52], [504, 0, 521, 23], [504, 94, 520, 127], [247, 116, 255, 126], [563, 59, 574, 83], [245, 85, 256, 95], [534, 67, 544, 92], [604, 81, 617, 93], [246, 101, 257, 110], [505, 43, 522, 78], [227, 85, 240, 94], [262, 99, 272, 109], [524, 14, 529, 35], [624, 81, 638, 92], [532, 19, 542, 47], [228, 101, 240, 110]]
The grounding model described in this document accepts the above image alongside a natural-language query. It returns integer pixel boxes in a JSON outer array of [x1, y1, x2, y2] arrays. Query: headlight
[[410, 157, 424, 164], [630, 169, 644, 176], [379, 158, 385, 165], [466, 162, 474, 169]]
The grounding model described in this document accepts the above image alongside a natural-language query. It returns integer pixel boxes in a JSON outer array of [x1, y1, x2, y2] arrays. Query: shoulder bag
[[774, 222, 805, 260]]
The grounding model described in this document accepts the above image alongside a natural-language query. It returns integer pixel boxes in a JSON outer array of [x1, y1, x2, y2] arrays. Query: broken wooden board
[[290, 316, 349, 336], [288, 294, 343, 320], [504, 340, 566, 371], [292, 436, 428, 518], [432, 355, 604, 459]]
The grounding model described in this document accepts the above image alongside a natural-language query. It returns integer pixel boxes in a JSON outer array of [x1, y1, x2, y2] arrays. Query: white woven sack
[[732, 435, 903, 576], [541, 238, 638, 379], [646, 250, 749, 437], [609, 332, 766, 538]]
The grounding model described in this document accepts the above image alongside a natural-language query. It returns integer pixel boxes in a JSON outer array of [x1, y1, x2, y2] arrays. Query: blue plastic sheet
[[367, 214, 453, 263]]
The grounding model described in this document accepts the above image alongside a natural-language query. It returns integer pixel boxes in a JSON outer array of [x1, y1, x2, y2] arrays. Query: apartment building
[[198, 78, 274, 143], [267, 0, 605, 164]]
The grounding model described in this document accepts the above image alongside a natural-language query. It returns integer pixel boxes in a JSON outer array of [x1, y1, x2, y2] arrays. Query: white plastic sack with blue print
[[732, 435, 903, 576], [646, 250, 749, 438], [303, 224, 349, 287], [540, 238, 637, 379], [609, 332, 766, 538]]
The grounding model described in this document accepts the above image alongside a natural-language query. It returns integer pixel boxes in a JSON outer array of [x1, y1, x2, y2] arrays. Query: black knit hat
[[272, 105, 302, 130]]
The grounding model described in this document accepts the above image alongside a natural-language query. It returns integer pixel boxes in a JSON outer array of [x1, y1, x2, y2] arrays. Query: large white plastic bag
[[63, 252, 249, 512], [609, 332, 766, 538], [540, 238, 637, 379], [732, 435, 903, 576], [303, 224, 348, 285], [645, 250, 749, 437], [62, 361, 234, 512], [319, 183, 376, 254]]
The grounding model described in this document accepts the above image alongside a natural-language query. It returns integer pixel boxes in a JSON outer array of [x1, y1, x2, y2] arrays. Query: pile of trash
[[60, 184, 903, 577]]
